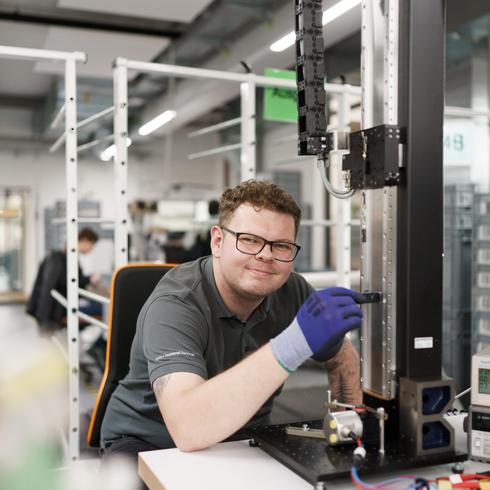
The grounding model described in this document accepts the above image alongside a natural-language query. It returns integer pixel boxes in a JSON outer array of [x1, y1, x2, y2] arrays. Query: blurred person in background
[[162, 231, 190, 264], [27, 227, 100, 336], [188, 199, 220, 260]]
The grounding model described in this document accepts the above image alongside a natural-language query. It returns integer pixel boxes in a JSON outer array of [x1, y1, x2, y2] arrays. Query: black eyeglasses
[[222, 227, 301, 262]]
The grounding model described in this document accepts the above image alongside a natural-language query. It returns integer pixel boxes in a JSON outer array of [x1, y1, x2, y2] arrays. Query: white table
[[138, 416, 489, 490], [139, 440, 310, 490]]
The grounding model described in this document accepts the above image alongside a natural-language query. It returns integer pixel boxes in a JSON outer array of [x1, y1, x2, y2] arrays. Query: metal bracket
[[285, 423, 325, 439], [342, 124, 405, 190]]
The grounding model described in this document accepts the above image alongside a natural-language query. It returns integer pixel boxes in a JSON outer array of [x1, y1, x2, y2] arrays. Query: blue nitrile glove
[[270, 287, 364, 373]]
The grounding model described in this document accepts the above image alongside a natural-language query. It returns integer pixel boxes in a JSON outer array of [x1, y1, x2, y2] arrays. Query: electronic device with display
[[468, 345, 490, 463]]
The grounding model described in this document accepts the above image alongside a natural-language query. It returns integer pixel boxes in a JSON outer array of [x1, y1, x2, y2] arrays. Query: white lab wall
[[0, 127, 226, 293], [0, 108, 32, 138], [445, 47, 490, 192]]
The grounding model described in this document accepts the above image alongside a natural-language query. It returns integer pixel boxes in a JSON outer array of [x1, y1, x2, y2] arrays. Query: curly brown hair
[[218, 180, 301, 235]]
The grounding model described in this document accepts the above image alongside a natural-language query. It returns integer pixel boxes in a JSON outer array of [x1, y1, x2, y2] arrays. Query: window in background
[[0, 187, 27, 302]]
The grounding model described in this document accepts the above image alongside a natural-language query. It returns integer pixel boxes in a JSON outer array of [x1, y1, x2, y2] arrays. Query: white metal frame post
[[0, 45, 86, 462], [113, 60, 130, 268], [240, 80, 256, 181], [64, 57, 81, 462]]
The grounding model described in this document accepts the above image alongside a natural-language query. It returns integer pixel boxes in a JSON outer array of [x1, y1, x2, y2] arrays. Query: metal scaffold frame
[[113, 58, 361, 285], [0, 45, 87, 462]]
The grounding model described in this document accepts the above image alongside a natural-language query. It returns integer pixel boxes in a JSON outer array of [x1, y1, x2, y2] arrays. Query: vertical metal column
[[397, 0, 445, 378], [360, 0, 399, 399], [113, 59, 129, 268], [336, 87, 352, 288], [240, 80, 256, 181], [64, 57, 80, 461]]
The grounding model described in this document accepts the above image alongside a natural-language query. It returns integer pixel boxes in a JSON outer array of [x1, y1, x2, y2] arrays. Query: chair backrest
[[87, 263, 174, 447]]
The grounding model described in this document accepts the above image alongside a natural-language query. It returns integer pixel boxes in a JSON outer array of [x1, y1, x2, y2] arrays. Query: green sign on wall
[[263, 68, 297, 123]]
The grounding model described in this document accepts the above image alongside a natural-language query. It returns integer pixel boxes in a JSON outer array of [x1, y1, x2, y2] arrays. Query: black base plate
[[252, 420, 467, 485]]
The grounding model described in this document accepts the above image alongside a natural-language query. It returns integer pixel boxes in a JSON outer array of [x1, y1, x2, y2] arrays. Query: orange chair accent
[[87, 263, 174, 447]]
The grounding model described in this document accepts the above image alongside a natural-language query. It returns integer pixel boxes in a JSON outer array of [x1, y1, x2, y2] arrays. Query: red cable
[[434, 473, 490, 489], [437, 474, 490, 482]]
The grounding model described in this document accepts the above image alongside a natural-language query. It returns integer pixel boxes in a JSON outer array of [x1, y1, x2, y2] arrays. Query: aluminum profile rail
[[116, 57, 361, 94], [63, 55, 83, 462], [76, 134, 114, 153], [360, 0, 399, 400], [187, 117, 241, 138], [51, 290, 108, 330], [50, 106, 115, 153], [0, 45, 86, 62], [51, 217, 115, 224], [50, 103, 66, 129], [112, 61, 130, 269], [188, 142, 242, 160], [78, 288, 110, 305]]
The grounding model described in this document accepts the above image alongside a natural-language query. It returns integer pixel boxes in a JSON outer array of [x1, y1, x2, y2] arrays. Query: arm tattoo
[[153, 374, 172, 400]]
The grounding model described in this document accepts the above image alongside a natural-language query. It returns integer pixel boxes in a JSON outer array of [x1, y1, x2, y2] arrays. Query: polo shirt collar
[[203, 256, 234, 319]]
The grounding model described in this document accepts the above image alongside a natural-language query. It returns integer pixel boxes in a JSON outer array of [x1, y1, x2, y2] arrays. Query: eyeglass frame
[[221, 226, 301, 262]]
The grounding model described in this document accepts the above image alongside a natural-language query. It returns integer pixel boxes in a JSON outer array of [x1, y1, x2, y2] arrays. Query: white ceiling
[[0, 21, 52, 94], [57, 0, 214, 23], [34, 27, 169, 80]]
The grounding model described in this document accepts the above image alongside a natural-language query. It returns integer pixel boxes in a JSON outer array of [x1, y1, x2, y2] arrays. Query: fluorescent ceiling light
[[270, 31, 296, 53], [269, 0, 361, 53], [100, 137, 132, 162], [138, 110, 177, 136]]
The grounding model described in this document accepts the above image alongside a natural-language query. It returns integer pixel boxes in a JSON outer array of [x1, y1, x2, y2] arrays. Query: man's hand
[[324, 337, 362, 405], [270, 287, 364, 373]]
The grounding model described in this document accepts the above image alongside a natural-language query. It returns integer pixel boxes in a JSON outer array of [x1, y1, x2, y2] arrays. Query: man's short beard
[[230, 282, 275, 303]]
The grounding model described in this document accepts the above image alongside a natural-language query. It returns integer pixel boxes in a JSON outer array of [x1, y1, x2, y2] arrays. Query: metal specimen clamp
[[342, 125, 406, 191]]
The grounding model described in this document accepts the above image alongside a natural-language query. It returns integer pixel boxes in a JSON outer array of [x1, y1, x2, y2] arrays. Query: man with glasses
[[101, 180, 364, 463]]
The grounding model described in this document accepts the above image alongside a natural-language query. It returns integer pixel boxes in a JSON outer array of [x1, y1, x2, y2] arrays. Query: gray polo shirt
[[100, 256, 313, 448]]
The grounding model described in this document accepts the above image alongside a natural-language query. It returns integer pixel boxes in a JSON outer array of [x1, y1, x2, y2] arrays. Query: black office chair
[[87, 262, 174, 448]]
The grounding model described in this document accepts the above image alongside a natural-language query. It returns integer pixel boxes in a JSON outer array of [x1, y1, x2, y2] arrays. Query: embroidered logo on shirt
[[155, 351, 196, 361]]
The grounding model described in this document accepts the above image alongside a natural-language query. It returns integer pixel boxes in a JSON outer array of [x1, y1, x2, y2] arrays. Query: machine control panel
[[469, 345, 490, 462], [471, 345, 490, 407], [468, 406, 490, 462]]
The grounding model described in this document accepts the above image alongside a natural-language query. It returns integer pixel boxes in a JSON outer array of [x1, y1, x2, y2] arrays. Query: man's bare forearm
[[324, 337, 362, 405], [156, 343, 289, 452]]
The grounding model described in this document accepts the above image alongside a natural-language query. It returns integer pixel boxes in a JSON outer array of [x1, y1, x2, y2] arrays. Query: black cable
[[414, 477, 429, 489]]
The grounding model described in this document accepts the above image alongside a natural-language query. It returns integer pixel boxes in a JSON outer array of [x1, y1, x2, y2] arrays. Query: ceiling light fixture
[[269, 0, 361, 53], [138, 110, 177, 136], [100, 137, 132, 162], [269, 31, 296, 53]]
